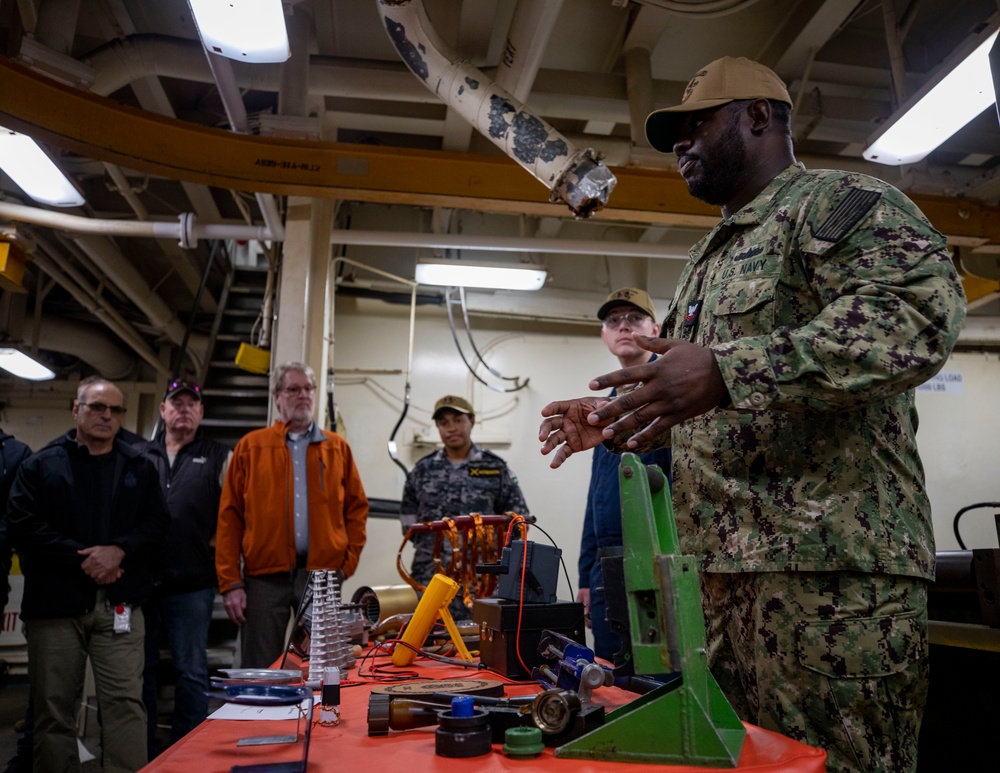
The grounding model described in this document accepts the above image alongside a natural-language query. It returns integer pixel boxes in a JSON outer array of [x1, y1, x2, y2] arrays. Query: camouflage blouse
[[636, 163, 966, 579]]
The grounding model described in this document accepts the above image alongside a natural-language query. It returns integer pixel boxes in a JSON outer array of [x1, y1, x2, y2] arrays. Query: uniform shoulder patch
[[811, 187, 882, 243]]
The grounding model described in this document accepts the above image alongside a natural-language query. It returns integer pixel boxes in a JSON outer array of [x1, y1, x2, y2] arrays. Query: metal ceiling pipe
[[0, 201, 276, 244], [624, 47, 655, 151], [494, 0, 565, 102], [620, 2, 671, 153], [279, 9, 311, 117], [88, 34, 435, 103], [104, 162, 150, 221], [375, 0, 616, 219], [329, 229, 689, 260], [202, 51, 286, 242], [89, 34, 211, 96]]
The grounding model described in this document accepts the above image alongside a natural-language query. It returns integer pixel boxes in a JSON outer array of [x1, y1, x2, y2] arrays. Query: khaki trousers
[[26, 591, 147, 773]]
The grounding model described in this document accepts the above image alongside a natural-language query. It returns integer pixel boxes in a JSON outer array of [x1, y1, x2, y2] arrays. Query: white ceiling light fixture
[[187, 0, 290, 63], [864, 29, 1000, 166], [0, 348, 56, 381], [415, 260, 547, 291], [0, 126, 85, 207]]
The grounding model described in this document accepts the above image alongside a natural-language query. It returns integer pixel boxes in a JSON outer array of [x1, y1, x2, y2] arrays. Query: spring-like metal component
[[306, 570, 333, 685], [307, 570, 356, 684], [328, 578, 356, 671]]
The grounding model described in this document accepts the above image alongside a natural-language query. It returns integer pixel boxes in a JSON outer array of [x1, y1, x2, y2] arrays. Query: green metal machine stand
[[555, 453, 746, 767]]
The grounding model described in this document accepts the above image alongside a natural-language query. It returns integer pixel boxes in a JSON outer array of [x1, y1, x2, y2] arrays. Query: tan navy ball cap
[[432, 395, 474, 420], [597, 288, 657, 321], [644, 56, 792, 153]]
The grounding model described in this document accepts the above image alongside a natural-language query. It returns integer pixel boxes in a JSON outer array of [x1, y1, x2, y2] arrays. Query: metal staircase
[[199, 266, 272, 449]]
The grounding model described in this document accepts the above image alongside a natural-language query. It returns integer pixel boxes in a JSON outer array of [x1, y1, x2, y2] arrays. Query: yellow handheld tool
[[391, 573, 474, 666]]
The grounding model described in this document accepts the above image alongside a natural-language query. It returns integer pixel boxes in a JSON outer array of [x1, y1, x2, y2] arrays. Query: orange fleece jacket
[[216, 422, 368, 593]]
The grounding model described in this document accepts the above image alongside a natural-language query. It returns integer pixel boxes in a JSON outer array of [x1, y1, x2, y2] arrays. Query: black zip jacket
[[145, 429, 229, 593], [6, 430, 169, 619], [1, 430, 32, 608]]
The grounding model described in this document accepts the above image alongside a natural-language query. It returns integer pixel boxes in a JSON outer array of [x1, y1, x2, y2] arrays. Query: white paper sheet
[[208, 701, 309, 721]]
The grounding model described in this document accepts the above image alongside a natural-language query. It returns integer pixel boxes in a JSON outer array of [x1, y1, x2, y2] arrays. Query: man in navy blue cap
[[142, 379, 230, 757]]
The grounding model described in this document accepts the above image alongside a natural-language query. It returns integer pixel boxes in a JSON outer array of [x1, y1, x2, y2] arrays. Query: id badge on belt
[[112, 602, 132, 634]]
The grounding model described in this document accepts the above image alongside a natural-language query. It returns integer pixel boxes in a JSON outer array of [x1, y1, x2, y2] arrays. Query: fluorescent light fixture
[[0, 348, 55, 381], [864, 30, 999, 165], [0, 126, 84, 207], [188, 0, 290, 63], [415, 260, 547, 291]]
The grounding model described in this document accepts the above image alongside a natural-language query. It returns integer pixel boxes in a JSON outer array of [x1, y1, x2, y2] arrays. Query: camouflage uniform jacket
[[401, 444, 529, 525], [401, 444, 529, 583], [633, 163, 966, 580]]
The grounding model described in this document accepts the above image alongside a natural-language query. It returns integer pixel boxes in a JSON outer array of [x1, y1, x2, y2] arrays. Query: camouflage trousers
[[700, 570, 929, 773]]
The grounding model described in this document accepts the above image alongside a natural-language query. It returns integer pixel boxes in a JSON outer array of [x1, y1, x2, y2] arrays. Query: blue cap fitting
[[451, 695, 475, 718]]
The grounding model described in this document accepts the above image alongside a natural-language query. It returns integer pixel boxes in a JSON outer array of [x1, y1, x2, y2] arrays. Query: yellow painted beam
[[0, 240, 27, 293], [0, 56, 715, 226], [961, 274, 1000, 305], [1, 55, 999, 244]]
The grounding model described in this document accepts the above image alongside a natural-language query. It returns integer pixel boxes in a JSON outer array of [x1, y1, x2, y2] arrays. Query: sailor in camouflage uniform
[[401, 396, 529, 605], [539, 57, 966, 773]]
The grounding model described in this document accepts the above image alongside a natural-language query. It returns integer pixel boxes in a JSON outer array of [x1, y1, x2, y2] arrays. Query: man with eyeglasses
[[142, 379, 231, 757], [217, 361, 369, 668], [578, 288, 671, 662], [6, 375, 169, 772]]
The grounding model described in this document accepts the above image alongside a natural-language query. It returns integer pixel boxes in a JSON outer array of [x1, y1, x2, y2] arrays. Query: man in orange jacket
[[216, 361, 369, 668]]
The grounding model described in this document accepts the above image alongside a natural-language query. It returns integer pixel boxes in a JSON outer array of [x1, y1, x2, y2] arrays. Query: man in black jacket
[[142, 379, 229, 755], [1, 429, 32, 773], [6, 376, 169, 773], [1, 428, 31, 608]]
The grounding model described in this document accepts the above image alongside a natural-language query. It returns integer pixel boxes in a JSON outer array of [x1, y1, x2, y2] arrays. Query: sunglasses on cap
[[165, 380, 201, 399]]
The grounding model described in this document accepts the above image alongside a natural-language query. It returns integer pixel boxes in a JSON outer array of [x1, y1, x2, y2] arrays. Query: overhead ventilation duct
[[375, 0, 616, 219], [24, 315, 136, 381]]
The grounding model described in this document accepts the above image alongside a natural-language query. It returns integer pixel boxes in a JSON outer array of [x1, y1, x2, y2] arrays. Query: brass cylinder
[[351, 585, 419, 632]]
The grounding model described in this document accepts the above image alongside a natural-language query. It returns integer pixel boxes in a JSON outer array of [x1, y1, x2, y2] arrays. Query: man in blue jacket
[[142, 380, 230, 756], [578, 289, 671, 662], [6, 376, 169, 773]]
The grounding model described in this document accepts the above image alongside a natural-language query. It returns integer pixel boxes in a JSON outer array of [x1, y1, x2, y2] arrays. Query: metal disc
[[370, 679, 505, 698]]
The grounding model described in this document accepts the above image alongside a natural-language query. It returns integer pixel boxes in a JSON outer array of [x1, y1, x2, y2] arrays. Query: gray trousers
[[241, 570, 310, 669], [26, 591, 147, 773]]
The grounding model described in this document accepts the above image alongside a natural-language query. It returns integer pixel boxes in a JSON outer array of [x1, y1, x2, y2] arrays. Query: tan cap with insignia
[[645, 57, 792, 153], [432, 395, 474, 420], [597, 287, 657, 321]]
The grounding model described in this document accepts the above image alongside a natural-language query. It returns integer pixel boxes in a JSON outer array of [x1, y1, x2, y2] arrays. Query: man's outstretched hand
[[538, 396, 611, 469], [539, 337, 729, 467], [586, 337, 728, 448]]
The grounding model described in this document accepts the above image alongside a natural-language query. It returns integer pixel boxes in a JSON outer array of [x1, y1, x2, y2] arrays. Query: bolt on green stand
[[555, 453, 746, 767]]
